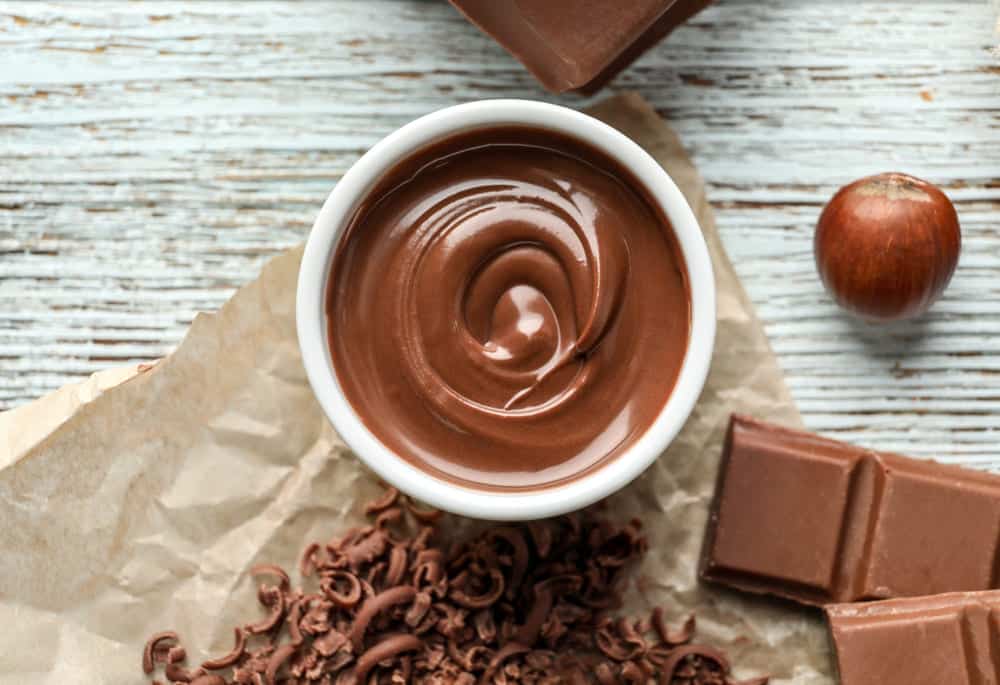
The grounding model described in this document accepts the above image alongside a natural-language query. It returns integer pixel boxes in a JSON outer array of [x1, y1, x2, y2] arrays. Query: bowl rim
[[297, 99, 716, 520]]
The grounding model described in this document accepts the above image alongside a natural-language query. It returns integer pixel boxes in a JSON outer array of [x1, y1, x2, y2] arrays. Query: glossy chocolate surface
[[327, 127, 690, 491], [701, 415, 1000, 605]]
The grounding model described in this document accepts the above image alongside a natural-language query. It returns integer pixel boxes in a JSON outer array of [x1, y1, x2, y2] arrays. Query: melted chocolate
[[327, 127, 690, 491]]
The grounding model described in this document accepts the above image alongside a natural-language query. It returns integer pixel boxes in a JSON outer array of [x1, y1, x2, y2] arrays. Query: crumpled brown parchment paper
[[0, 93, 832, 684]]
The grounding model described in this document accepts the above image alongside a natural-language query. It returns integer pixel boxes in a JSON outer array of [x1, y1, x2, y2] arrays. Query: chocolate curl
[[366, 560, 387, 588], [245, 586, 285, 635], [516, 575, 582, 646], [729, 679, 770, 685], [593, 522, 646, 567], [300, 542, 322, 577], [264, 643, 297, 685], [450, 568, 505, 609], [353, 634, 423, 683], [348, 585, 417, 650], [321, 570, 363, 608], [478, 641, 529, 685], [385, 545, 408, 588], [287, 598, 305, 646], [189, 676, 226, 685], [659, 644, 732, 682], [595, 622, 643, 662], [515, 586, 552, 647], [164, 663, 204, 683], [142, 631, 179, 674], [364, 486, 400, 515], [412, 549, 444, 585], [434, 602, 467, 639], [201, 627, 246, 670], [342, 530, 387, 569], [314, 629, 350, 658], [412, 525, 434, 551], [616, 617, 648, 653], [331, 526, 365, 551], [404, 591, 432, 628], [249, 564, 291, 593], [447, 638, 489, 671], [375, 507, 405, 534], [405, 500, 443, 524], [580, 565, 617, 610], [299, 594, 334, 636], [487, 527, 530, 598], [652, 608, 696, 646]]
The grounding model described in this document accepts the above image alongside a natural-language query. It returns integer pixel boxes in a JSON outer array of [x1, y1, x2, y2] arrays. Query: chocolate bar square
[[702, 417, 858, 597], [861, 461, 1000, 599]]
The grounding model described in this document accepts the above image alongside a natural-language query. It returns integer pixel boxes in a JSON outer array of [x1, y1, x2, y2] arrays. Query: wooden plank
[[1, 0, 999, 465]]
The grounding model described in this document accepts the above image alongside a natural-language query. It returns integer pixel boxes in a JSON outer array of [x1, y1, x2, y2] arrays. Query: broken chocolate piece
[[826, 591, 1000, 685], [448, 0, 714, 94], [701, 415, 1000, 605]]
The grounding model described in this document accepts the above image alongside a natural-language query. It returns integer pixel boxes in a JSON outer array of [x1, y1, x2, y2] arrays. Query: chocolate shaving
[[480, 641, 529, 683], [202, 628, 246, 670], [354, 633, 423, 683], [406, 500, 444, 524], [386, 545, 408, 587], [450, 567, 505, 609], [488, 527, 529, 599], [342, 529, 387, 569], [364, 486, 400, 515], [142, 490, 765, 685], [286, 598, 305, 646], [245, 587, 284, 635], [321, 570, 363, 608], [349, 585, 417, 650], [190, 676, 226, 685], [652, 608, 696, 647], [299, 542, 322, 578], [165, 662, 203, 683], [249, 564, 290, 593], [263, 643, 296, 685], [375, 507, 406, 534], [405, 591, 433, 628], [659, 644, 732, 682], [143, 631, 179, 674]]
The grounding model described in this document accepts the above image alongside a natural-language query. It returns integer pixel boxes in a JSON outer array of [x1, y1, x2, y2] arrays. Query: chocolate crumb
[[143, 492, 766, 685]]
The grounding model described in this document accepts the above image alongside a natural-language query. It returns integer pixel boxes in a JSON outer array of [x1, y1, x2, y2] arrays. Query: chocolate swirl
[[328, 127, 690, 490]]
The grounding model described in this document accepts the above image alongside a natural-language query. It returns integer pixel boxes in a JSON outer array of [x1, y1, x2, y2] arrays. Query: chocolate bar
[[700, 415, 1000, 606], [447, 0, 713, 94], [826, 592, 1000, 685]]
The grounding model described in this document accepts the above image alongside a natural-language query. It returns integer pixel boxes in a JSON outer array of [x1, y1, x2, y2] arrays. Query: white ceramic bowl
[[297, 99, 715, 521]]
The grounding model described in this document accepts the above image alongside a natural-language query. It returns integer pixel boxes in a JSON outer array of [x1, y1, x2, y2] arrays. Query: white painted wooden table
[[2, 1, 998, 464]]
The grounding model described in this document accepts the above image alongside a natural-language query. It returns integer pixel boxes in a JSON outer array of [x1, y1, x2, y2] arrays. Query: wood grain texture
[[1, 1, 999, 463]]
